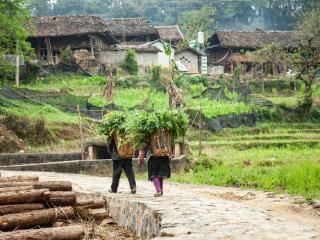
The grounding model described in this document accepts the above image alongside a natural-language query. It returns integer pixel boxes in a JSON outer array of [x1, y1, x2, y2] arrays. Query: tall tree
[[0, 0, 33, 81], [294, 9, 320, 115], [178, 6, 216, 42]]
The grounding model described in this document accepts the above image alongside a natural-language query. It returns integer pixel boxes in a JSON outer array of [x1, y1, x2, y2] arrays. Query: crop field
[[173, 123, 320, 199]]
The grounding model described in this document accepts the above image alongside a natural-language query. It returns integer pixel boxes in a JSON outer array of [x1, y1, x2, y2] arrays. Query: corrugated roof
[[210, 30, 299, 49], [155, 25, 184, 43]]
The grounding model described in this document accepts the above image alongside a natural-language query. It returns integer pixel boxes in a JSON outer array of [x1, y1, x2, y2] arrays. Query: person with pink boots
[[138, 150, 171, 197]]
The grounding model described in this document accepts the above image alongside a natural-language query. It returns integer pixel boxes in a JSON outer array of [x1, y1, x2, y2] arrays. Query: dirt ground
[[82, 220, 139, 240]]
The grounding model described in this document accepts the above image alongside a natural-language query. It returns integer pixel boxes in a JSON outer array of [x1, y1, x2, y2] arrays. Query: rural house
[[174, 48, 201, 74], [205, 30, 299, 75], [155, 25, 184, 45], [101, 40, 175, 73], [29, 16, 117, 64]]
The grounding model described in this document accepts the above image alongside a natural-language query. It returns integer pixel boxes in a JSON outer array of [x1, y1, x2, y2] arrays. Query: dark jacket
[[106, 137, 121, 161]]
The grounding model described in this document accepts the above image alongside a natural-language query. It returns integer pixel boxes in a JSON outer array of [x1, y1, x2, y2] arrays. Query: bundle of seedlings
[[98, 110, 189, 156], [98, 111, 135, 158], [0, 175, 108, 240]]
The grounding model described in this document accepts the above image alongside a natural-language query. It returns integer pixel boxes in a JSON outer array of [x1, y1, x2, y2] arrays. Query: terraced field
[[175, 123, 320, 199]]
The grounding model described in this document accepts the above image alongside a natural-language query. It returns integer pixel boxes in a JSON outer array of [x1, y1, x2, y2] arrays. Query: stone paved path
[[2, 171, 319, 240]]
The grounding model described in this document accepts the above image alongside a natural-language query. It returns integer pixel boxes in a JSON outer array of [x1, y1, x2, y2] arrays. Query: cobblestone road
[[2, 171, 319, 240]]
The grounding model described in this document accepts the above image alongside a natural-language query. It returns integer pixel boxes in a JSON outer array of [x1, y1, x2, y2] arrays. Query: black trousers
[[111, 159, 136, 192]]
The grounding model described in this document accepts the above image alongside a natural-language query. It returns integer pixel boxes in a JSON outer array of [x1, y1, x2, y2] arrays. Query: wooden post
[[15, 55, 19, 87], [77, 105, 84, 160], [89, 36, 94, 57], [272, 62, 277, 76], [199, 107, 202, 156], [230, 61, 234, 74]]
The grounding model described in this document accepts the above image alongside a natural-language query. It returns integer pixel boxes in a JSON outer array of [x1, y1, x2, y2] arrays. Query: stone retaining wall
[[0, 152, 82, 166], [0, 157, 185, 177], [104, 195, 161, 239]]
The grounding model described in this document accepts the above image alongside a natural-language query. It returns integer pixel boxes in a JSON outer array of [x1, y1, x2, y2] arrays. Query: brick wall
[[99, 50, 158, 68]]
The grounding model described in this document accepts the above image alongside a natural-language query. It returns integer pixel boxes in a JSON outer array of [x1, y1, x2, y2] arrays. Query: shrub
[[60, 47, 74, 64], [0, 57, 14, 84], [122, 49, 138, 75], [175, 75, 209, 88]]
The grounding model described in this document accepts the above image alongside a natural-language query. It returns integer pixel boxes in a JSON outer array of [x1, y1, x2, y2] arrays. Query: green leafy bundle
[[97, 111, 127, 138], [126, 111, 159, 149], [127, 110, 189, 148]]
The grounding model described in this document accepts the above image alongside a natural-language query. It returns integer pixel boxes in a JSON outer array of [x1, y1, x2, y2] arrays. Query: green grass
[[19, 73, 253, 118], [1, 99, 79, 124], [172, 146, 320, 199]]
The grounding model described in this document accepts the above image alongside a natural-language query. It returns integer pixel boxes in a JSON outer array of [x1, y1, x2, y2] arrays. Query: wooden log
[[0, 203, 45, 216], [0, 186, 34, 193], [34, 181, 72, 191], [0, 189, 50, 205], [92, 198, 106, 209], [0, 182, 34, 188], [47, 192, 76, 206], [0, 207, 75, 231], [0, 225, 85, 240], [75, 198, 94, 207], [88, 208, 108, 221], [0, 181, 72, 191], [0, 176, 39, 183]]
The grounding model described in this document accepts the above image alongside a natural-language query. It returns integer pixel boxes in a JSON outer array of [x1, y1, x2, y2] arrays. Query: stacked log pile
[[0, 175, 108, 240]]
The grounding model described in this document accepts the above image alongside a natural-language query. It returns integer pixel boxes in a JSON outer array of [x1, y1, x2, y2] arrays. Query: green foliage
[[172, 145, 320, 199], [122, 49, 138, 75], [126, 111, 159, 149], [0, 57, 15, 83], [175, 75, 208, 88], [98, 111, 127, 138], [126, 110, 189, 148], [178, 6, 216, 42], [233, 63, 245, 82], [60, 47, 74, 64], [294, 9, 320, 113], [152, 65, 161, 83], [0, 0, 33, 79]]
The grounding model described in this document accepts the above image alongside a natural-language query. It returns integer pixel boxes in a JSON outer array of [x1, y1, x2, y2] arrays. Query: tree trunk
[[88, 208, 108, 221], [0, 176, 39, 183], [0, 189, 50, 205], [75, 198, 94, 207], [47, 192, 76, 207], [0, 181, 72, 191], [0, 207, 75, 231], [302, 76, 313, 115], [0, 186, 34, 193], [34, 181, 72, 191], [0, 225, 84, 240], [0, 203, 45, 216], [92, 198, 106, 209], [0, 182, 34, 188]]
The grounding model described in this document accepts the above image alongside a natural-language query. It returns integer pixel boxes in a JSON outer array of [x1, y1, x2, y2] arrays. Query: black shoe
[[154, 192, 162, 197], [130, 187, 137, 194], [109, 189, 116, 193]]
